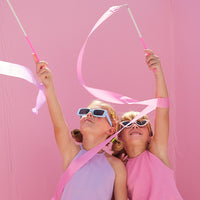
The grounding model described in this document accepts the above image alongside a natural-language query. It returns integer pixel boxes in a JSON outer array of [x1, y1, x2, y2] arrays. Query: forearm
[[154, 66, 169, 127], [45, 86, 68, 132], [155, 69, 168, 98]]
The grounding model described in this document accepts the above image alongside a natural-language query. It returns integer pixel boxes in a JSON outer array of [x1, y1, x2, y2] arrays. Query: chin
[[127, 138, 143, 146], [80, 125, 95, 135]]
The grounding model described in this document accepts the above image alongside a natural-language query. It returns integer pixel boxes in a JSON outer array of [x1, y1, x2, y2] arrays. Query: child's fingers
[[149, 62, 160, 70], [144, 49, 154, 55], [39, 62, 48, 69], [144, 50, 161, 73], [146, 55, 159, 64], [38, 68, 47, 75], [148, 59, 160, 66], [38, 70, 50, 81], [37, 67, 50, 76], [36, 61, 49, 73]]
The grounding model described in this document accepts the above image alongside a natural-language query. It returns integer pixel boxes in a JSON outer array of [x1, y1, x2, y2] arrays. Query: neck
[[126, 144, 147, 158], [82, 134, 107, 151]]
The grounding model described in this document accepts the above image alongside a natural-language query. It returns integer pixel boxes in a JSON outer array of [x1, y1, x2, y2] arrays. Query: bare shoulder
[[104, 153, 126, 173]]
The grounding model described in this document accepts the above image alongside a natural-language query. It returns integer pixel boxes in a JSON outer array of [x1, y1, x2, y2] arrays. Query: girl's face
[[79, 105, 113, 138], [120, 120, 151, 148]]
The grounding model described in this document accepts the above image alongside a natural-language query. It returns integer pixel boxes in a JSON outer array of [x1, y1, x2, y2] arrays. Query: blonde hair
[[112, 111, 153, 160], [71, 100, 118, 143]]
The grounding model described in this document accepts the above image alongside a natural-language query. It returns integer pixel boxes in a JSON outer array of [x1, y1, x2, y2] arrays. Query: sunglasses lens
[[93, 109, 105, 116], [137, 120, 148, 126], [79, 108, 90, 115], [121, 121, 132, 127]]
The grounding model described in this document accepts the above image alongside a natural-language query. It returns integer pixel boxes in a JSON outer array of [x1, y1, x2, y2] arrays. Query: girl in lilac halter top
[[34, 54, 127, 199], [61, 146, 115, 200], [113, 49, 183, 200]]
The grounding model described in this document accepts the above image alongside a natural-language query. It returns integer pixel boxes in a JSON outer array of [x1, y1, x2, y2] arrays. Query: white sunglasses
[[120, 119, 149, 128]]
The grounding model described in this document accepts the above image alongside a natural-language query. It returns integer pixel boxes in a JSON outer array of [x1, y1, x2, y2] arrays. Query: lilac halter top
[[61, 146, 115, 200], [126, 150, 183, 200]]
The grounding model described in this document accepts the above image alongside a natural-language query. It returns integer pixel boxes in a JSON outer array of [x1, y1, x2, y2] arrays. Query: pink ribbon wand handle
[[25, 36, 40, 62]]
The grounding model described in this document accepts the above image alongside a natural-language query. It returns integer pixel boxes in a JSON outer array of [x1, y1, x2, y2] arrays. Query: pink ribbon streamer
[[0, 61, 46, 114], [77, 4, 168, 108], [52, 4, 169, 200]]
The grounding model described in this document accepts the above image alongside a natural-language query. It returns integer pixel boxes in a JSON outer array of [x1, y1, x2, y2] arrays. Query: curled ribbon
[[0, 61, 46, 114], [77, 4, 169, 108]]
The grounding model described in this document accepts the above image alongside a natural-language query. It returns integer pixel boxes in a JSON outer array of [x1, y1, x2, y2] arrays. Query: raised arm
[[144, 49, 170, 167], [33, 54, 80, 170]]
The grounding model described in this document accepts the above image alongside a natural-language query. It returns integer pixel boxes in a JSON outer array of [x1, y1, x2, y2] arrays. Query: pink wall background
[[0, 0, 199, 199]]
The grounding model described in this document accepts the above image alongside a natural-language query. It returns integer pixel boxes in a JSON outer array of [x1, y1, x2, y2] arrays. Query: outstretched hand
[[32, 53, 53, 89], [145, 49, 162, 75]]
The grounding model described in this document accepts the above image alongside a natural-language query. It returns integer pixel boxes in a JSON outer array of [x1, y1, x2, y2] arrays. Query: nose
[[86, 111, 93, 117], [131, 122, 139, 128]]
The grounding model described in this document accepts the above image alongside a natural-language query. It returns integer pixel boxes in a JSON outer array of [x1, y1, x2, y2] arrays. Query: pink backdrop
[[0, 0, 199, 199]]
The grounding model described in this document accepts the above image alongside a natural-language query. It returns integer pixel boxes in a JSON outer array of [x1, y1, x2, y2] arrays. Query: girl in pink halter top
[[113, 49, 183, 200], [126, 150, 182, 200]]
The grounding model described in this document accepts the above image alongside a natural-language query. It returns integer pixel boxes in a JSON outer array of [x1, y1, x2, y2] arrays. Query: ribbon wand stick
[[126, 4, 147, 49], [6, 0, 40, 62], [126, 5, 157, 72], [6, 0, 47, 114]]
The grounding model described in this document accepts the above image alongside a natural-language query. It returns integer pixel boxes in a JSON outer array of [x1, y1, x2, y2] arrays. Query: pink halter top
[[126, 150, 183, 200], [61, 146, 115, 200]]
